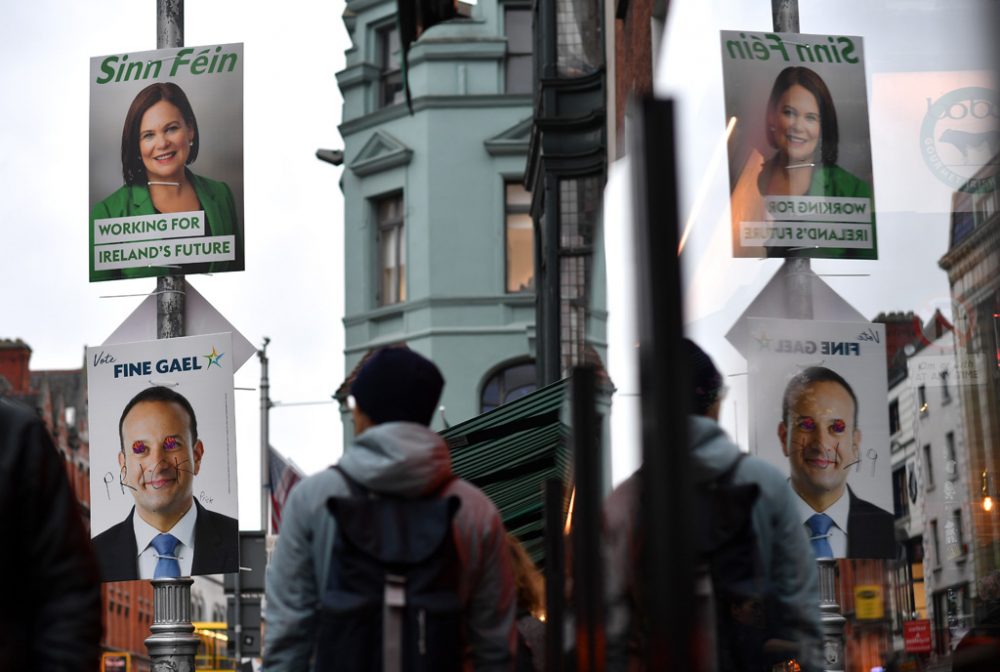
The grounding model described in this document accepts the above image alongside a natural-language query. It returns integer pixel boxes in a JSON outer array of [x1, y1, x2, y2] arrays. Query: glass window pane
[[505, 7, 532, 53], [377, 194, 404, 306], [506, 182, 532, 208], [506, 55, 533, 95], [507, 220, 534, 292]]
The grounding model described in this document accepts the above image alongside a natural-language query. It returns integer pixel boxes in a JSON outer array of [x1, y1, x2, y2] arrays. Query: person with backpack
[[603, 339, 823, 671], [264, 347, 516, 671]]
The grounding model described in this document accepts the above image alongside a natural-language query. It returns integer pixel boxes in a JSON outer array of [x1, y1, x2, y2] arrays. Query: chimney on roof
[[0, 339, 32, 394]]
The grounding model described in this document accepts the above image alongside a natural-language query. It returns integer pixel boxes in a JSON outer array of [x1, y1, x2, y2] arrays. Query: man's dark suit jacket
[[846, 487, 896, 559], [93, 499, 238, 582]]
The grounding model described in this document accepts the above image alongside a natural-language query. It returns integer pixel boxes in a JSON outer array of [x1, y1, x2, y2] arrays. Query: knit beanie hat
[[349, 347, 445, 426], [683, 338, 724, 416]]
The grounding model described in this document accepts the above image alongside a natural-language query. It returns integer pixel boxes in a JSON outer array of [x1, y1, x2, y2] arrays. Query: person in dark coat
[[0, 397, 102, 670]]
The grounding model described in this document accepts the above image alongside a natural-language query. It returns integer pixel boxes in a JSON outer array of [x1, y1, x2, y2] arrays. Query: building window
[[377, 23, 404, 108], [376, 193, 406, 306], [924, 444, 935, 490], [504, 5, 533, 94], [950, 509, 965, 558], [918, 384, 929, 416], [558, 175, 600, 374], [941, 369, 952, 403], [892, 466, 910, 519], [930, 519, 941, 567], [946, 432, 957, 477], [555, 0, 600, 77], [888, 398, 901, 435], [506, 181, 534, 292], [481, 361, 537, 413]]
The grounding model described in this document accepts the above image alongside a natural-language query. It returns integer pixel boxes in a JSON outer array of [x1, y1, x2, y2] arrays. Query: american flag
[[268, 446, 303, 534]]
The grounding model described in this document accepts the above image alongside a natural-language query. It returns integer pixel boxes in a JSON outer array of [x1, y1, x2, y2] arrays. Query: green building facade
[[335, 0, 538, 435]]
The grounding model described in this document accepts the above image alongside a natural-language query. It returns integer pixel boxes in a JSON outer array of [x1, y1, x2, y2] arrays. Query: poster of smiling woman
[[720, 31, 876, 260], [87, 333, 239, 582], [746, 317, 893, 559], [89, 44, 244, 282]]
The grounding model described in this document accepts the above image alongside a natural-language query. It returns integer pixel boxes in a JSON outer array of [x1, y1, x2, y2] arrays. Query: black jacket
[[846, 487, 896, 559], [93, 499, 239, 581], [0, 398, 102, 670]]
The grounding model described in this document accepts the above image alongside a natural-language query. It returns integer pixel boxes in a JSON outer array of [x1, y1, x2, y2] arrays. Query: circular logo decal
[[920, 86, 999, 192]]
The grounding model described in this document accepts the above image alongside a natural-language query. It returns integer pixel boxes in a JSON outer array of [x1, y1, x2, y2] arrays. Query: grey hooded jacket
[[264, 422, 516, 671], [604, 415, 822, 670]]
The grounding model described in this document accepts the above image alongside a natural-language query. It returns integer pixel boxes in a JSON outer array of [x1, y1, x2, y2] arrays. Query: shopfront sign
[[871, 71, 997, 213], [89, 44, 244, 281], [720, 31, 876, 260], [854, 584, 885, 619], [903, 619, 932, 653]]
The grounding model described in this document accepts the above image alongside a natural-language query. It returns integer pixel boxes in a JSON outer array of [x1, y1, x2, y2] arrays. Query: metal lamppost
[[145, 2, 200, 671]]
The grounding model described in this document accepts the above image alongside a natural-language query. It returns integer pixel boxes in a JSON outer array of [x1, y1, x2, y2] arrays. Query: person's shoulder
[[93, 517, 130, 545], [442, 478, 506, 526], [91, 184, 148, 217], [848, 488, 893, 518], [190, 171, 234, 198], [283, 467, 350, 513], [197, 502, 239, 532], [821, 164, 872, 197], [730, 452, 784, 486], [0, 397, 38, 436], [92, 514, 137, 580]]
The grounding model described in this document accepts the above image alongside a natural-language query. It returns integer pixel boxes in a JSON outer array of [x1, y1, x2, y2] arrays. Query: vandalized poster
[[89, 44, 244, 282], [87, 333, 239, 581], [746, 318, 894, 559], [720, 31, 877, 259]]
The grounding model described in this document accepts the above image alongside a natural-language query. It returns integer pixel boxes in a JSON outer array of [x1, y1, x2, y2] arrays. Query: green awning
[[441, 379, 571, 566]]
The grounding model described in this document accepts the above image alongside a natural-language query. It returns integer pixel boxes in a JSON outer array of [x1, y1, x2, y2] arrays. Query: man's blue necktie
[[807, 513, 835, 559], [151, 533, 181, 578]]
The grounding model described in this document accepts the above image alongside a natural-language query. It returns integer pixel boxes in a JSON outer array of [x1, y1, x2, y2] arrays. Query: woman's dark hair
[[765, 66, 839, 166], [120, 82, 199, 186]]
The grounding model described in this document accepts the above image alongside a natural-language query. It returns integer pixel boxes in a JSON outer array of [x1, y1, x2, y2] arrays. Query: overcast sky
[[1, 0, 349, 530]]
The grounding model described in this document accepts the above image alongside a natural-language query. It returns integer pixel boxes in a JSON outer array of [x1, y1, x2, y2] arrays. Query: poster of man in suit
[[87, 332, 239, 581], [747, 317, 894, 559]]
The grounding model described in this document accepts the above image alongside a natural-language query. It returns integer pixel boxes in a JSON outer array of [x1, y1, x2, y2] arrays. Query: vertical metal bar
[[543, 173, 562, 384], [817, 558, 846, 671], [145, 578, 201, 667], [544, 478, 566, 672], [771, 0, 799, 33], [259, 338, 271, 535], [768, 6, 843, 671], [571, 366, 604, 670], [157, 0, 184, 49], [769, 1, 812, 322], [630, 96, 694, 670], [147, 5, 197, 672], [156, 0, 186, 339]]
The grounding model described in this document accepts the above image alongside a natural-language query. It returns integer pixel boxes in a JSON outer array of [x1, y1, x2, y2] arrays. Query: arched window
[[481, 361, 537, 413]]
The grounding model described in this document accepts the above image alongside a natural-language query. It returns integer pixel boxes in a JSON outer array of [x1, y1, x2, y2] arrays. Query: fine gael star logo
[[204, 346, 225, 369]]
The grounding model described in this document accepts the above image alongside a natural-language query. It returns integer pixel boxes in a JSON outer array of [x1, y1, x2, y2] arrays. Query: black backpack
[[693, 453, 772, 672], [314, 466, 464, 672]]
